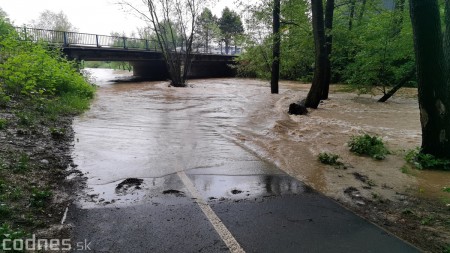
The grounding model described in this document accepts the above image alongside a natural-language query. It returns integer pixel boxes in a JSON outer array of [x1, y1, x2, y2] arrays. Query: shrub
[[318, 152, 342, 165], [405, 148, 450, 171], [0, 45, 94, 99], [348, 134, 389, 160]]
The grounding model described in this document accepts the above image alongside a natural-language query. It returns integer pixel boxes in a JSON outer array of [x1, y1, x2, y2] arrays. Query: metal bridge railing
[[13, 27, 240, 56], [15, 27, 159, 51]]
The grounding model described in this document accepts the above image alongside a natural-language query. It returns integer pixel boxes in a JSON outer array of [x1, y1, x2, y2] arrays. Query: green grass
[[50, 127, 66, 139], [0, 203, 12, 219], [401, 165, 409, 174], [0, 118, 7, 129], [443, 187, 450, 193], [348, 134, 389, 160], [29, 188, 52, 208], [42, 93, 93, 119], [13, 154, 30, 173], [0, 153, 31, 173], [15, 111, 36, 127], [0, 223, 27, 252]]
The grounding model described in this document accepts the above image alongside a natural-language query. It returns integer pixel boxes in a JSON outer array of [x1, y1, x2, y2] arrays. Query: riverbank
[[230, 80, 450, 252], [0, 99, 83, 247]]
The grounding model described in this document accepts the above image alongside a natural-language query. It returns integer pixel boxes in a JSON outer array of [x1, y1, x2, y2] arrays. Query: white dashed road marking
[[177, 171, 246, 253]]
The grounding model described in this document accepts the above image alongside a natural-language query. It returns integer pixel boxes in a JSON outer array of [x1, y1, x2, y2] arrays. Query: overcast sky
[[0, 0, 237, 36]]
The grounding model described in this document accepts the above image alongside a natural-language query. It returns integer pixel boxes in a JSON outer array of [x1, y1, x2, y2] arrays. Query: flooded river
[[73, 68, 449, 206], [68, 68, 423, 252]]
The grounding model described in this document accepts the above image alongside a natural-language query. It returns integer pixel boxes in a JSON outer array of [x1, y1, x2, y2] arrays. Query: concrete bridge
[[16, 27, 237, 80]]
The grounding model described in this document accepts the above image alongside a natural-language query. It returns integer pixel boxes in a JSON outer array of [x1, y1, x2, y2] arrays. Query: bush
[[0, 45, 94, 99], [318, 152, 342, 165], [348, 134, 389, 160], [405, 148, 450, 171]]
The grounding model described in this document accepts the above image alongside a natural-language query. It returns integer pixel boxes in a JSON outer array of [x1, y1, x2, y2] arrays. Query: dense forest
[[238, 0, 415, 95]]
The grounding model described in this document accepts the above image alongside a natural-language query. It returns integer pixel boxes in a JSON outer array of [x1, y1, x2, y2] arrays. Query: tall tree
[[271, 0, 281, 94], [196, 8, 218, 53], [218, 8, 244, 55], [304, 0, 331, 108], [348, 0, 356, 30], [30, 10, 77, 31], [409, 0, 450, 159], [445, 0, 450, 77], [322, 0, 335, 99], [120, 0, 205, 87]]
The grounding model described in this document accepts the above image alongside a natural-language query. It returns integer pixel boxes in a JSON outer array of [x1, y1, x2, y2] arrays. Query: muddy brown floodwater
[[73, 69, 450, 251]]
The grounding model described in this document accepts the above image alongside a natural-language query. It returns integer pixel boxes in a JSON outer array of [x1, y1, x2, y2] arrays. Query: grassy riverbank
[[0, 17, 94, 251]]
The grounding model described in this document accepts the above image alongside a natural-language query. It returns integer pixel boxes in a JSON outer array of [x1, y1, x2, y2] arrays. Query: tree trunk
[[392, 0, 406, 37], [348, 0, 356, 31], [445, 0, 450, 81], [305, 0, 327, 108], [409, 0, 450, 159], [377, 68, 415, 102], [225, 40, 229, 54], [322, 0, 335, 100], [271, 0, 281, 94], [357, 0, 367, 24]]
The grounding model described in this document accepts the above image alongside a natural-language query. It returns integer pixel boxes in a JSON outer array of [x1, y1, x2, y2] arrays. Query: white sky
[[0, 0, 237, 36]]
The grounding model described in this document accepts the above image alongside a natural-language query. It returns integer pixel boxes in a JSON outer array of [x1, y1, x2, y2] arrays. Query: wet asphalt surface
[[68, 72, 420, 252]]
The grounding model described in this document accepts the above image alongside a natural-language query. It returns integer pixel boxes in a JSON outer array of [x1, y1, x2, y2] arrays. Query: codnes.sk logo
[[1, 234, 92, 251]]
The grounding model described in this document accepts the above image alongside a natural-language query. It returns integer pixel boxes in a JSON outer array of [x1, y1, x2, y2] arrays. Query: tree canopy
[[30, 10, 77, 31], [218, 7, 244, 54]]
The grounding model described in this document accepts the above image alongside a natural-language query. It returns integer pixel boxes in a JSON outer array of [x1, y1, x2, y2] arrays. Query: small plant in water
[[318, 152, 342, 165], [405, 147, 450, 171], [348, 134, 389, 160]]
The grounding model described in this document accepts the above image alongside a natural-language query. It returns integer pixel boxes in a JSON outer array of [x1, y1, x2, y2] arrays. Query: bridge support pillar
[[131, 61, 169, 80], [188, 59, 236, 79]]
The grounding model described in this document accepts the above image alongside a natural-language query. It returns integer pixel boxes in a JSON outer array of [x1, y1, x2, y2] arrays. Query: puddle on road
[[79, 174, 188, 209], [189, 174, 312, 201]]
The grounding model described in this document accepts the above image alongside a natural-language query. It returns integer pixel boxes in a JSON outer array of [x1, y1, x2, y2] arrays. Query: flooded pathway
[[68, 69, 419, 252]]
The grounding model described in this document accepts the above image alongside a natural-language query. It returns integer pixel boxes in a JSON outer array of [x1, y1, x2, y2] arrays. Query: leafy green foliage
[[15, 111, 35, 127], [0, 202, 11, 218], [443, 187, 450, 193], [237, 0, 415, 90], [237, 0, 314, 80], [219, 7, 244, 53], [0, 118, 6, 129], [405, 148, 450, 170], [50, 127, 66, 139], [348, 134, 389, 160], [30, 188, 52, 208], [336, 8, 415, 92], [0, 44, 94, 99], [0, 223, 27, 252], [318, 152, 342, 165]]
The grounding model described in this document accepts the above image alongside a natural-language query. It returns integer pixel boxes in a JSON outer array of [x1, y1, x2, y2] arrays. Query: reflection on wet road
[[69, 69, 419, 252]]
